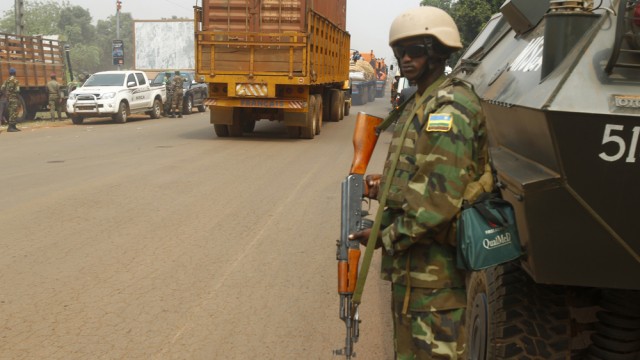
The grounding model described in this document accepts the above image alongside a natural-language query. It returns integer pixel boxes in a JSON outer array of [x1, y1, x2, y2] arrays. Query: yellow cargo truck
[[194, 0, 351, 139]]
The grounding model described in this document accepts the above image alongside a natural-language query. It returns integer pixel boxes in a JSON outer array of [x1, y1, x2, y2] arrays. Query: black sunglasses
[[392, 44, 428, 59]]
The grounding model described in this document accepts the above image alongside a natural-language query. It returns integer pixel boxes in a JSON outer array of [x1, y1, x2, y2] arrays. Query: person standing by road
[[349, 7, 489, 359], [1, 67, 21, 132], [47, 73, 62, 121], [169, 70, 184, 118]]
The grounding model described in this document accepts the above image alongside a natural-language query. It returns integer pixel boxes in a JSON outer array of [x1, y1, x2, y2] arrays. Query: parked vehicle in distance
[[391, 77, 416, 109], [66, 70, 166, 124], [150, 71, 208, 115]]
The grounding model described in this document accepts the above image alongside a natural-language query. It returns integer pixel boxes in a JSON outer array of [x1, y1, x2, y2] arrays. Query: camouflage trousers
[[7, 98, 19, 125], [392, 284, 466, 360], [170, 91, 183, 113], [49, 97, 61, 120]]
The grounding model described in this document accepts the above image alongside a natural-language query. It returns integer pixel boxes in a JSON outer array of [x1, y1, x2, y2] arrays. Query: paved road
[[0, 97, 396, 359]]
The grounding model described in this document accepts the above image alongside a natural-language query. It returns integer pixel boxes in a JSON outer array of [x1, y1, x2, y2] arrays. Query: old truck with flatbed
[[194, 0, 350, 139], [66, 70, 166, 124], [0, 32, 67, 122]]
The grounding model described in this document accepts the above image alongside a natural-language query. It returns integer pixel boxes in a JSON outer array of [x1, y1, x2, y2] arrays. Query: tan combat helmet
[[389, 6, 462, 49]]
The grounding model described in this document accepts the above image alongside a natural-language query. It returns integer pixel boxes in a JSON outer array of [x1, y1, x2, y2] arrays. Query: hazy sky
[[1, 0, 423, 65]]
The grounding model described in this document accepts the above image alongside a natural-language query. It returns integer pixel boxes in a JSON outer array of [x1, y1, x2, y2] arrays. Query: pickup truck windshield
[[151, 72, 191, 87], [84, 74, 126, 87]]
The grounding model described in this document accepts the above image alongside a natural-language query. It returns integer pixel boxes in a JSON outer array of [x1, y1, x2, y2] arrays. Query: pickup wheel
[[149, 98, 162, 119], [183, 96, 193, 115], [213, 124, 229, 137], [113, 102, 128, 123], [71, 115, 84, 125], [197, 104, 206, 112]]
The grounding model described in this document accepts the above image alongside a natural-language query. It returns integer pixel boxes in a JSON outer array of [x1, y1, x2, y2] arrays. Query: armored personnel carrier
[[453, 0, 640, 358]]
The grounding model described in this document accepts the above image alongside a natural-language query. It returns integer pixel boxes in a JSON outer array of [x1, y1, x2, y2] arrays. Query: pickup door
[[129, 72, 152, 110]]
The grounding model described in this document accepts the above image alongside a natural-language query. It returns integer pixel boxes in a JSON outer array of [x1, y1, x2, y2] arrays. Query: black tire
[[300, 95, 316, 139], [338, 91, 344, 120], [314, 94, 322, 135], [71, 115, 84, 125], [286, 126, 300, 139], [197, 104, 206, 112], [329, 89, 341, 122], [183, 96, 193, 115], [344, 98, 351, 117], [228, 107, 244, 137], [242, 118, 256, 133], [11, 94, 27, 123], [213, 124, 229, 137], [149, 98, 162, 119], [361, 87, 368, 105], [368, 85, 376, 102], [113, 102, 128, 123], [466, 263, 571, 360]]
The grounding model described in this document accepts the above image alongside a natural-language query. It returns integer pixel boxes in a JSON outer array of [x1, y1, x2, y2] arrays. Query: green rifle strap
[[376, 98, 410, 134], [352, 106, 416, 305]]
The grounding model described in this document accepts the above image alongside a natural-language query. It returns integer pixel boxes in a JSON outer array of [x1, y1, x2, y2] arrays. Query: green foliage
[[0, 0, 66, 35]]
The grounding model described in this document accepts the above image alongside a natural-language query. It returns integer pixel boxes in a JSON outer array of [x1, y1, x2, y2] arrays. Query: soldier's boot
[[7, 124, 21, 132], [57, 111, 62, 121], [177, 112, 183, 118], [169, 111, 175, 118]]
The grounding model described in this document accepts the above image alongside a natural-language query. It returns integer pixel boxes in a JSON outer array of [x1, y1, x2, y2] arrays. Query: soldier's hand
[[363, 174, 382, 200], [349, 228, 382, 249]]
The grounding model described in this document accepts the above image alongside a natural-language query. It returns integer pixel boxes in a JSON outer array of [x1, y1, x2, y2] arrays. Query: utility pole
[[15, 0, 25, 35], [116, 0, 122, 70]]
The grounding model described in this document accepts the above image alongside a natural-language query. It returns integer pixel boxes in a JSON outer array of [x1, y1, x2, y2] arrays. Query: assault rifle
[[334, 112, 383, 359]]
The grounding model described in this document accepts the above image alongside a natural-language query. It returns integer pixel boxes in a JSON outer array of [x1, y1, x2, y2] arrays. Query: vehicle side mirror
[[127, 81, 136, 87]]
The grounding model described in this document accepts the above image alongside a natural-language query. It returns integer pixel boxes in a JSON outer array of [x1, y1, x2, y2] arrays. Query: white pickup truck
[[66, 70, 166, 124]]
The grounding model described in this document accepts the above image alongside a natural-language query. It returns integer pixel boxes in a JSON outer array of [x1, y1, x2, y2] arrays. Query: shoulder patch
[[426, 113, 452, 132]]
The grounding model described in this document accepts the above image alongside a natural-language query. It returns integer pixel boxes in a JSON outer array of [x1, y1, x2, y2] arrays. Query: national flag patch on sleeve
[[425, 113, 453, 132]]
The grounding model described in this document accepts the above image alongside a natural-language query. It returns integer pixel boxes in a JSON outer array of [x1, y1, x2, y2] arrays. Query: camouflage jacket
[[171, 75, 184, 95], [1, 76, 20, 100], [379, 75, 488, 309], [47, 79, 60, 99]]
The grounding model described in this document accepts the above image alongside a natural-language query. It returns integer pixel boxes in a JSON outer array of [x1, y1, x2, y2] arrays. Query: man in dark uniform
[[47, 73, 62, 121], [350, 7, 490, 359], [169, 70, 184, 118], [1, 68, 21, 132]]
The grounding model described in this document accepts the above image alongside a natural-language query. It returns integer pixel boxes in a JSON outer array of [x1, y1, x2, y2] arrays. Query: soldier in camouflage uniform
[[169, 70, 184, 118], [47, 73, 62, 121], [350, 7, 488, 359], [1, 68, 21, 132]]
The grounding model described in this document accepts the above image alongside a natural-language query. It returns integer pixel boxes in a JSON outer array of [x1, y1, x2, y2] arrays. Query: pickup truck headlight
[[69, 93, 76, 100], [101, 92, 116, 99]]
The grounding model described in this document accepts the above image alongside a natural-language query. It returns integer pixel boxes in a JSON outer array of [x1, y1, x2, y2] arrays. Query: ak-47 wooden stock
[[350, 112, 384, 175]]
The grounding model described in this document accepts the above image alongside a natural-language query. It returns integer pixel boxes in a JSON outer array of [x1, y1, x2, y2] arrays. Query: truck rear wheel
[[229, 107, 244, 137], [466, 263, 571, 360], [329, 89, 341, 122], [314, 94, 322, 135], [113, 102, 128, 123], [214, 124, 229, 137], [300, 95, 316, 139], [286, 126, 300, 139], [338, 91, 344, 120], [344, 94, 350, 117], [368, 85, 376, 102]]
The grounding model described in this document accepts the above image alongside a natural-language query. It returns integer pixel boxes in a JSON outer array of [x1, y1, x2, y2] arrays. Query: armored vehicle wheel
[[466, 263, 571, 360], [71, 115, 84, 125], [213, 124, 229, 137], [183, 96, 193, 114], [113, 102, 128, 123], [300, 95, 316, 139], [148, 99, 162, 119]]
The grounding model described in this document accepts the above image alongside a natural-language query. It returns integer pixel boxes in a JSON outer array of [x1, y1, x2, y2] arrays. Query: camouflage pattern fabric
[[1, 77, 20, 125], [170, 75, 184, 112], [47, 79, 62, 119], [375, 75, 487, 357], [392, 283, 466, 359]]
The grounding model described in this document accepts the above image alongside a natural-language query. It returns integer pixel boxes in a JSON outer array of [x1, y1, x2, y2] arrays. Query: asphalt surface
[[0, 96, 396, 359]]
